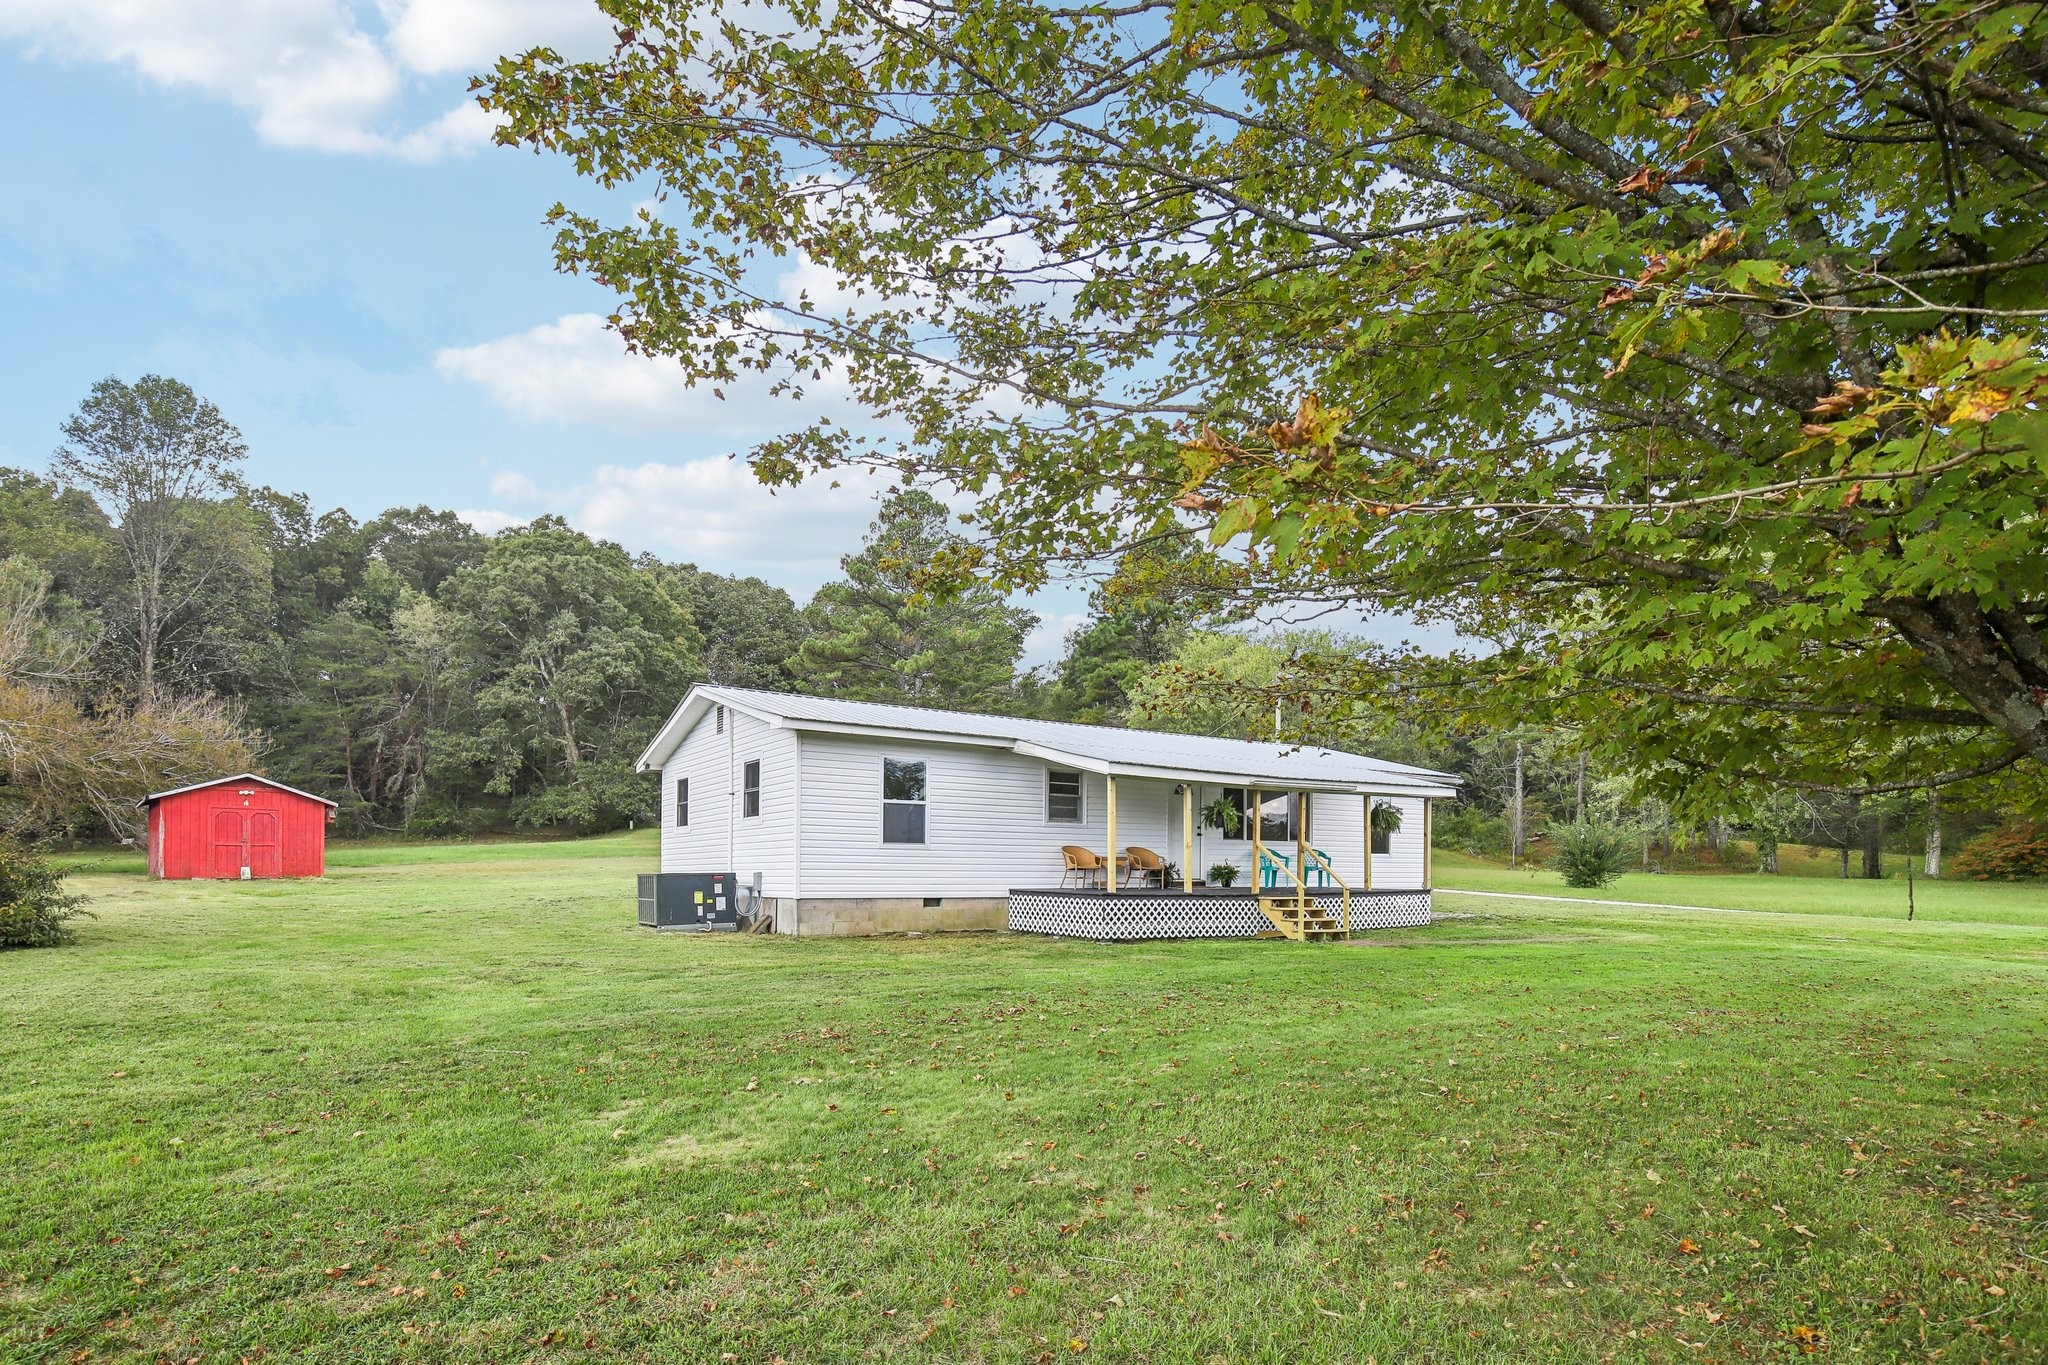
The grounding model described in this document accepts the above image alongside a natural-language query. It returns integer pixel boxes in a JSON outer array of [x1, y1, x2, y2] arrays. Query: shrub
[[1549, 821, 1636, 888], [0, 841, 89, 949], [1949, 822, 2048, 881], [1434, 804, 1509, 857]]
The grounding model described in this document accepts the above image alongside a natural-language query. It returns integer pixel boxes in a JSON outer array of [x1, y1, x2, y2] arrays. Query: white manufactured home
[[635, 686, 1461, 940]]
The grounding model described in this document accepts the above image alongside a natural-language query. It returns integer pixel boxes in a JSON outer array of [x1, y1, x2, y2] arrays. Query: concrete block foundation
[[768, 896, 1008, 937]]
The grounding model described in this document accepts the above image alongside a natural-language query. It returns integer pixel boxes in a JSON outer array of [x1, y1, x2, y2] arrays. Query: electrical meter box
[[637, 873, 738, 930]]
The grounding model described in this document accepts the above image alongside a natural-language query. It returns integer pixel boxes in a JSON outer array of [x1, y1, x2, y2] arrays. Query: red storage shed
[[142, 774, 337, 880]]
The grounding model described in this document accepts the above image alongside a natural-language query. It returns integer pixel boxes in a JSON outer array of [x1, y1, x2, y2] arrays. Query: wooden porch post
[[1251, 787, 1263, 889], [1105, 773, 1119, 894], [1363, 794, 1374, 891], [1423, 798, 1434, 889], [1297, 792, 1309, 886], [1181, 784, 1194, 894]]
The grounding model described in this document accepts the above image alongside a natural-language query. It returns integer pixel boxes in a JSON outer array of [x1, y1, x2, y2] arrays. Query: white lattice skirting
[[1007, 889, 1431, 940]]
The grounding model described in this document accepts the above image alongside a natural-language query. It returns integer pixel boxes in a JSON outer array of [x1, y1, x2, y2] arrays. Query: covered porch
[[1006, 759, 1453, 942]]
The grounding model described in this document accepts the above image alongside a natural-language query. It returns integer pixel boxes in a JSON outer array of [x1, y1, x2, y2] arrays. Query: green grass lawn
[[1434, 849, 2048, 928], [4, 835, 2043, 1362]]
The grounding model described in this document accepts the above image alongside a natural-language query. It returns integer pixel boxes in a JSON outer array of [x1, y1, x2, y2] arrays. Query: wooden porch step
[[1256, 896, 1347, 943]]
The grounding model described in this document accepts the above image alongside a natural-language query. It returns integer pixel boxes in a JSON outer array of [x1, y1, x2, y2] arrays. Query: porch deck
[[1007, 885, 1431, 941]]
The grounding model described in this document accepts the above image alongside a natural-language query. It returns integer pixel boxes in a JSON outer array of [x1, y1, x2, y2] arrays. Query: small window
[[1046, 769, 1083, 823], [742, 759, 761, 817], [882, 758, 927, 844], [674, 778, 689, 827]]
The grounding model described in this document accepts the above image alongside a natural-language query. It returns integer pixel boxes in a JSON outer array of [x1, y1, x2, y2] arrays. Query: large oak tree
[[485, 1, 2048, 807]]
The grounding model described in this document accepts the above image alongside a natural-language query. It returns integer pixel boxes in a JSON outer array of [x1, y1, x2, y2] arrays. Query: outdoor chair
[[1258, 847, 1295, 887], [1123, 846, 1167, 889], [1060, 845, 1108, 889], [1260, 846, 1341, 888]]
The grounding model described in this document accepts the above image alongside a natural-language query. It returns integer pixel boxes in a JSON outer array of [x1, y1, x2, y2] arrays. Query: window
[[1221, 788, 1297, 842], [742, 760, 761, 818], [1258, 791, 1298, 843], [882, 758, 927, 844], [1370, 801, 1391, 856], [1046, 769, 1083, 823], [674, 778, 689, 827]]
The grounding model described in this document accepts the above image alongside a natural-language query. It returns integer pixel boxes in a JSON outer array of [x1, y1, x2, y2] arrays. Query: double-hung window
[[1370, 800, 1392, 856], [882, 759, 927, 844], [1046, 769, 1083, 823], [674, 778, 689, 827], [742, 760, 761, 818]]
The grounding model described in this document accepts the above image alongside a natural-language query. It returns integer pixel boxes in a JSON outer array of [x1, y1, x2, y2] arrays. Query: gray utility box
[[637, 873, 738, 930]]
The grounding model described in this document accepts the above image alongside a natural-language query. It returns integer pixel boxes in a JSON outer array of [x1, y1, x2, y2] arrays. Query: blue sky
[[0, 0, 1453, 668], [0, 0, 1100, 661]]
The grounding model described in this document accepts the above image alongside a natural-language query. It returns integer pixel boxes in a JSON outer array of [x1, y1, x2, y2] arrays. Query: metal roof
[[139, 773, 340, 808], [637, 686, 1460, 796]]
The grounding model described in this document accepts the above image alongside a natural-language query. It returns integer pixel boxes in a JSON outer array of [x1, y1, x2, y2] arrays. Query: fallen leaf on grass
[[1678, 1238, 1701, 1255]]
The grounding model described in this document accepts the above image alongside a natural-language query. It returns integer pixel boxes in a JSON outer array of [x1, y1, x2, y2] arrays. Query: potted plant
[[1206, 862, 1240, 887]]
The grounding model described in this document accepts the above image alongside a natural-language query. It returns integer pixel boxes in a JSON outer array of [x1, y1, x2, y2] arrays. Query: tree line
[[6, 375, 2022, 873], [2, 376, 1044, 840]]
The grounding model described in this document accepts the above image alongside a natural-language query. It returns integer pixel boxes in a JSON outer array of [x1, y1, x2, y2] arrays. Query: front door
[[211, 808, 246, 878]]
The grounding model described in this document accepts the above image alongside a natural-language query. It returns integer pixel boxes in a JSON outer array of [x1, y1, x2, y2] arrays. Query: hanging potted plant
[[1200, 795, 1242, 836], [1371, 799, 1405, 840]]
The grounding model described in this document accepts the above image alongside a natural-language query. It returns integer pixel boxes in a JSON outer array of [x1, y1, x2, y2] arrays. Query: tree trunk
[[1574, 750, 1586, 824], [1924, 789, 1943, 878], [1510, 739, 1525, 868], [1839, 796, 1854, 878], [557, 698, 581, 769], [1860, 800, 1883, 879]]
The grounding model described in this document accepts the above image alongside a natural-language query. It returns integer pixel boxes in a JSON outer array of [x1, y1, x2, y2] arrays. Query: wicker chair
[[1123, 846, 1168, 889], [1060, 845, 1107, 889]]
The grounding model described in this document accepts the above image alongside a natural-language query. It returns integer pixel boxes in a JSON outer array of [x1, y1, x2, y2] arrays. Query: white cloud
[[0, 0, 601, 160], [381, 0, 616, 75], [454, 507, 527, 535], [462, 458, 893, 589], [434, 311, 872, 435], [489, 470, 544, 501]]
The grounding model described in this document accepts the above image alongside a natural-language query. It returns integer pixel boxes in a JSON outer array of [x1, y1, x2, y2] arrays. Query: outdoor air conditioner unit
[[637, 872, 738, 930]]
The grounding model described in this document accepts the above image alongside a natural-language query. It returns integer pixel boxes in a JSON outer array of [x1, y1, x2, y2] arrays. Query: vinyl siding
[[658, 705, 799, 896], [787, 737, 1434, 897], [796, 734, 1182, 898]]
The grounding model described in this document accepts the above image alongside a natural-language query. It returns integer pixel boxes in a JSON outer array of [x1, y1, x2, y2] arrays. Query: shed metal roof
[[139, 773, 340, 808], [637, 686, 1460, 796]]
